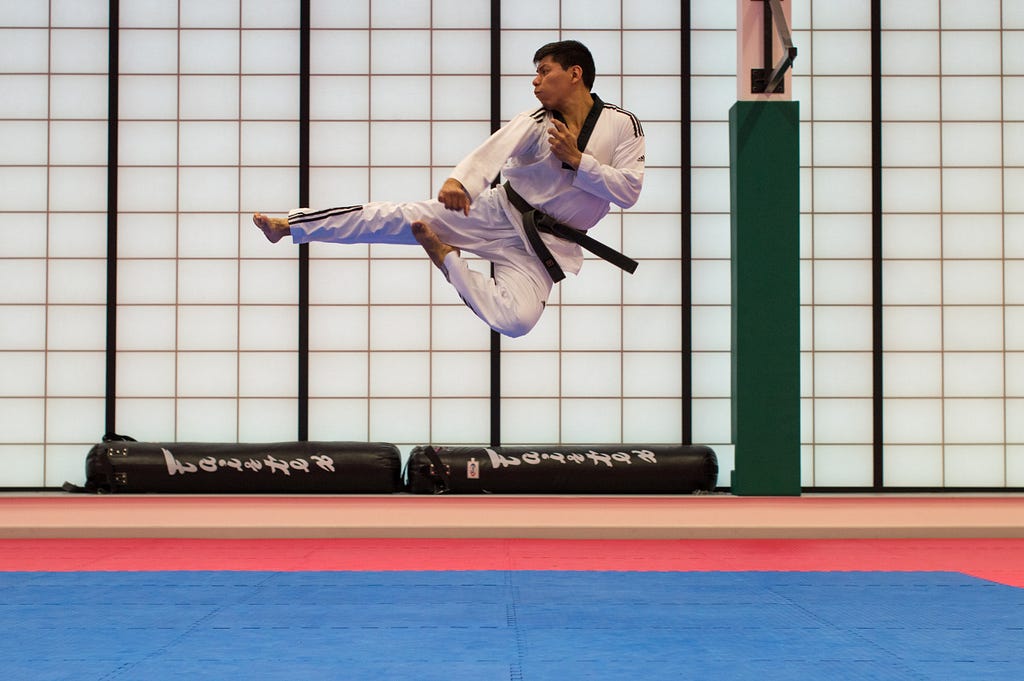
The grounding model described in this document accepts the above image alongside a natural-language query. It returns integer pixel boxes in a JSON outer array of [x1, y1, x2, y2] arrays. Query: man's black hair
[[533, 40, 595, 90]]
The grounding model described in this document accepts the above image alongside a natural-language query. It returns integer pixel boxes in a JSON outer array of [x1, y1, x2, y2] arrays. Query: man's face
[[532, 56, 575, 109]]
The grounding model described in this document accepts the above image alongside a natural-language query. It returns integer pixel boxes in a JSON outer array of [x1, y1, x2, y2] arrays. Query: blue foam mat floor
[[1, 571, 1022, 680]]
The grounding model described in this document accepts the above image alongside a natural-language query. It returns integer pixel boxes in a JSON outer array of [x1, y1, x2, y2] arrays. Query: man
[[254, 40, 644, 337]]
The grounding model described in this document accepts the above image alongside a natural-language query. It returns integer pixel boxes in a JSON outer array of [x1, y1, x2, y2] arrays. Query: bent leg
[[442, 253, 548, 338]]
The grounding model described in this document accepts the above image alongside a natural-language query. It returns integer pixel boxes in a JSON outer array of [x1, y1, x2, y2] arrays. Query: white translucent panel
[[814, 398, 872, 443], [241, 30, 300, 74], [1008, 170, 1024, 212], [560, 352, 621, 397], [502, 306, 559, 350], [0, 122, 46, 168], [1, 213, 45, 259], [945, 445, 1005, 487], [883, 306, 941, 352], [239, 398, 299, 440], [689, 31, 735, 77], [369, 398, 429, 442], [943, 260, 1002, 305], [118, 167, 175, 212], [177, 305, 239, 351], [944, 306, 1004, 352], [115, 352, 175, 397], [311, 31, 370, 74], [118, 30, 178, 75], [116, 306, 176, 351], [625, 75, 683, 120], [882, 168, 941, 212], [431, 399, 489, 443], [943, 168, 1003, 213], [45, 397, 104, 442], [883, 444, 942, 486], [239, 306, 297, 351], [944, 398, 1004, 443], [811, 123, 871, 168], [881, 122, 939, 168], [621, 214, 683, 261], [49, 167, 106, 212], [499, 75, 543, 121], [180, 0, 239, 27], [431, 122, 491, 168], [1011, 401, 1024, 441], [239, 353, 297, 397], [42, 443, 89, 487], [501, 352, 558, 397], [46, 305, 104, 351], [561, 398, 621, 443], [687, 168, 729, 215], [0, 398, 44, 442], [1007, 123, 1024, 166], [884, 398, 942, 443], [239, 259, 297, 305], [179, 167, 240, 212], [51, 29, 107, 74], [369, 75, 430, 120], [1006, 354, 1024, 397], [116, 214, 175, 260], [0, 352, 44, 396], [48, 259, 105, 304], [430, 307, 488, 351], [176, 399, 238, 441], [690, 122, 728, 168], [178, 352, 238, 397], [309, 306, 369, 351], [0, 307, 45, 350], [943, 352, 1003, 397], [812, 260, 872, 305], [242, 0, 298, 28], [811, 445, 872, 486], [308, 398, 369, 439], [622, 31, 680, 77], [0, 75, 48, 118], [181, 214, 241, 259], [369, 0, 428, 27], [881, 0, 938, 29], [689, 260, 728, 306], [178, 122, 240, 166], [881, 77, 938, 121], [942, 76, 1001, 120], [311, 0, 369, 26], [309, 260, 369, 305], [1007, 35, 1024, 75], [309, 352, 368, 398], [0, 28, 47, 71], [371, 30, 429, 74], [813, 77, 872, 121], [559, 306, 621, 351], [1008, 307, 1024, 352], [944, 214, 1002, 260], [120, 0, 177, 27], [688, 306, 728, 352], [369, 167, 431, 203], [180, 30, 241, 74], [812, 214, 871, 260], [240, 121, 298, 166], [942, 32, 1002, 76], [690, 352, 728, 398], [884, 352, 942, 398], [501, 0, 558, 29], [812, 0, 870, 28], [813, 352, 873, 397], [432, 77, 490, 120], [559, 0, 618, 29], [0, 2, 48, 26], [943, 0, 1002, 28], [882, 261, 941, 306], [368, 352, 428, 395], [621, 398, 682, 443], [178, 76, 239, 119], [689, 397, 730, 443], [1011, 447, 1024, 486], [620, 306, 682, 352], [814, 32, 872, 75], [241, 167, 300, 215], [430, 0, 488, 27], [241, 77, 299, 123], [46, 350, 104, 399], [0, 167, 46, 212], [115, 121, 174, 166], [0, 260, 44, 306], [431, 352, 489, 397], [882, 32, 939, 75], [307, 167, 368, 213], [560, 267, 620, 307], [367, 260, 428, 306], [309, 122, 368, 165], [369, 306, 430, 351], [689, 0, 733, 28], [813, 168, 872, 212], [881, 214, 939, 259], [368, 122, 430, 167]]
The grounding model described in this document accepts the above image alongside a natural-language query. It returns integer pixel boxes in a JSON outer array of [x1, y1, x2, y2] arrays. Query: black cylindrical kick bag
[[406, 445, 718, 494], [79, 441, 402, 493]]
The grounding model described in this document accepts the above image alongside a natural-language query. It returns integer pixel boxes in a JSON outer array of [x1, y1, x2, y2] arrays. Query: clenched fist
[[438, 178, 471, 215]]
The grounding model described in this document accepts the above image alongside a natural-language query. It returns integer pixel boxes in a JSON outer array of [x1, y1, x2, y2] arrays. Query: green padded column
[[729, 100, 801, 496]]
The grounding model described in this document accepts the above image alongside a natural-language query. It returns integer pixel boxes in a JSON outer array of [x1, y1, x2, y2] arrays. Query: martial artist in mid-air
[[253, 40, 644, 337]]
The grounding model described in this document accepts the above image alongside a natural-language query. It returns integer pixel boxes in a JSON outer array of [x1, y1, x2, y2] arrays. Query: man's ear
[[570, 65, 583, 83]]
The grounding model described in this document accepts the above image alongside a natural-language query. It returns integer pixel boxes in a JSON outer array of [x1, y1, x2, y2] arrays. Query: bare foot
[[252, 213, 290, 244], [411, 221, 459, 274]]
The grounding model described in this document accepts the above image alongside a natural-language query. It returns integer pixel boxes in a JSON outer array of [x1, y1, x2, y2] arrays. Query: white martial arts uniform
[[287, 94, 645, 337]]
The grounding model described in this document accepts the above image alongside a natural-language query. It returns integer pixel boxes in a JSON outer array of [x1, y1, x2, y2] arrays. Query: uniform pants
[[287, 186, 553, 338]]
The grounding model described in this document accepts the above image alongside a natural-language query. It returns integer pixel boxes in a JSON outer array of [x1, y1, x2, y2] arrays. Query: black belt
[[503, 182, 639, 283]]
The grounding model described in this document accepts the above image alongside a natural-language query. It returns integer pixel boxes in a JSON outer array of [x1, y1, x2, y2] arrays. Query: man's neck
[[556, 90, 595, 131]]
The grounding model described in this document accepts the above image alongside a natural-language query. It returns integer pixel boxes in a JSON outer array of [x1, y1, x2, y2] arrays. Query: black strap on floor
[[503, 182, 638, 283]]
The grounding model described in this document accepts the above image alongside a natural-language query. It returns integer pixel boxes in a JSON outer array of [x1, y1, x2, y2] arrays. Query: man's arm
[[572, 131, 645, 209], [442, 113, 541, 209]]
